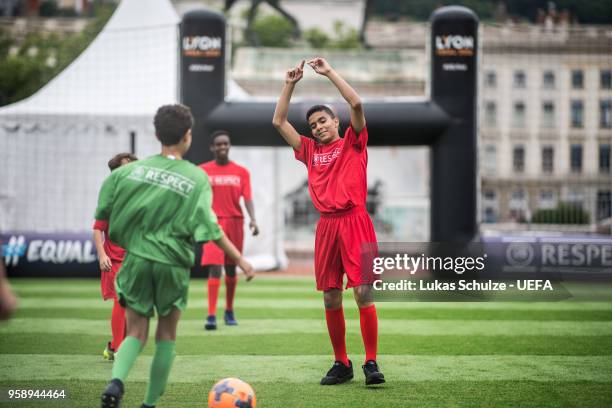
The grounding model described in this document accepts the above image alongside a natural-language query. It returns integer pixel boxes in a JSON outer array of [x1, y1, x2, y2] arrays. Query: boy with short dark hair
[[273, 58, 385, 386], [97, 104, 255, 408], [93, 152, 138, 361]]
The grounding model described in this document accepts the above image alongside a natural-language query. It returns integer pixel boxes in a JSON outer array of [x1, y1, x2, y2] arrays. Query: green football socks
[[143, 340, 176, 406], [111, 336, 143, 382]]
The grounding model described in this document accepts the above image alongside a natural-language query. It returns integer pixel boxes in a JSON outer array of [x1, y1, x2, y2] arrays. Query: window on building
[[571, 100, 584, 128], [570, 144, 583, 173], [514, 71, 526, 88], [511, 189, 525, 200], [567, 187, 585, 210], [601, 100, 612, 128], [539, 190, 556, 209], [601, 70, 612, 89], [571, 70, 583, 89], [513, 146, 525, 172], [543, 71, 555, 89], [483, 207, 497, 223], [483, 189, 496, 201], [542, 101, 555, 128], [513, 101, 526, 127], [483, 145, 497, 173], [509, 188, 527, 221], [485, 71, 496, 88], [597, 190, 612, 221], [542, 146, 554, 173], [600, 144, 611, 174], [484, 101, 497, 127]]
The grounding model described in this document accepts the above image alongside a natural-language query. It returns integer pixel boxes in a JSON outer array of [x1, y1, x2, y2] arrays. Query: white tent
[[0, 0, 286, 270]]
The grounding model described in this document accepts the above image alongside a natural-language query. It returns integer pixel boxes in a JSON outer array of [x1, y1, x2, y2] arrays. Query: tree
[[250, 14, 294, 47], [225, 0, 300, 46], [0, 3, 114, 106]]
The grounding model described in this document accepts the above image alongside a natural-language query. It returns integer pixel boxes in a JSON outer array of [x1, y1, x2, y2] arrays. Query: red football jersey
[[199, 161, 252, 218], [92, 220, 126, 263], [294, 125, 368, 214]]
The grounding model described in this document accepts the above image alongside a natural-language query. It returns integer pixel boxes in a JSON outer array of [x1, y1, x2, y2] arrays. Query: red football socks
[[111, 297, 126, 351], [225, 276, 238, 311], [359, 304, 378, 362], [207, 278, 221, 316], [325, 307, 349, 366]]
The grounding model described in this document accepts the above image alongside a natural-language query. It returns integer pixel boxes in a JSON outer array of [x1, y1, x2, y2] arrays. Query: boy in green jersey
[[97, 104, 255, 408]]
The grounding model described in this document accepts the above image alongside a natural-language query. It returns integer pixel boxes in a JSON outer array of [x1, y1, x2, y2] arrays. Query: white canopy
[[0, 0, 247, 117], [0, 0, 285, 271]]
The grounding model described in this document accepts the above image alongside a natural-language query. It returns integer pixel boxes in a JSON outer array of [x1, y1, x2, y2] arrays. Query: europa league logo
[[505, 242, 534, 267]]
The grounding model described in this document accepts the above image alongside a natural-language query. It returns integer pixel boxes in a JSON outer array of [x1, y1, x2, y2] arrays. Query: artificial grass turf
[[1, 380, 612, 408], [2, 277, 612, 407]]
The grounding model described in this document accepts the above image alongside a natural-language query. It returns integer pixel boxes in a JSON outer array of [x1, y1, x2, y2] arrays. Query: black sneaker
[[101, 378, 124, 408], [205, 315, 217, 331], [320, 360, 353, 385], [224, 309, 238, 326], [140, 405, 155, 408], [362, 360, 385, 385]]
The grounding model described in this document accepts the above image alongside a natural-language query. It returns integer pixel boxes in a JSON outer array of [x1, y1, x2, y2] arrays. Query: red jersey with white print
[[294, 125, 368, 214], [92, 220, 125, 263], [199, 161, 252, 218]]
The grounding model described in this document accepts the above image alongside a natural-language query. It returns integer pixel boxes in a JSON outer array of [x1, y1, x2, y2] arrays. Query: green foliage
[[0, 3, 115, 107], [249, 14, 294, 47], [330, 21, 362, 50], [369, 0, 612, 23], [531, 203, 590, 224], [39, 0, 59, 17], [304, 27, 330, 49], [2, 277, 612, 406], [506, 0, 612, 24]]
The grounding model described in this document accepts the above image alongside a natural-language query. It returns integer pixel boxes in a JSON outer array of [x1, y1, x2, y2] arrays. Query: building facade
[[479, 24, 612, 229]]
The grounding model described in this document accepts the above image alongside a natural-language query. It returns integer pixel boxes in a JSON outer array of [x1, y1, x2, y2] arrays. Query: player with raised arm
[[272, 58, 385, 386], [93, 152, 137, 361], [97, 104, 255, 408], [200, 130, 259, 330]]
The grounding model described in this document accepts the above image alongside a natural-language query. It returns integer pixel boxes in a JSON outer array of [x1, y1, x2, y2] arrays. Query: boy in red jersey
[[199, 130, 259, 330], [93, 152, 137, 360], [273, 58, 385, 386]]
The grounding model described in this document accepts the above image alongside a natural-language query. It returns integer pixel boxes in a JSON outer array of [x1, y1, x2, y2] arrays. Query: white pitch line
[[2, 318, 612, 337], [15, 297, 612, 311], [1, 354, 610, 383]]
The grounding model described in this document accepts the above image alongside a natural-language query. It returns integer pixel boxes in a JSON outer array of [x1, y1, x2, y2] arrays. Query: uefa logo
[[505, 242, 534, 267]]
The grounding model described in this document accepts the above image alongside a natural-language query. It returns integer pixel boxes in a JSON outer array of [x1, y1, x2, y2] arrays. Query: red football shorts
[[101, 261, 122, 301], [201, 217, 244, 266], [314, 206, 378, 291]]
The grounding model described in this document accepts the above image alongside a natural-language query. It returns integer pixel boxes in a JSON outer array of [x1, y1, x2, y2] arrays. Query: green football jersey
[[95, 154, 222, 267]]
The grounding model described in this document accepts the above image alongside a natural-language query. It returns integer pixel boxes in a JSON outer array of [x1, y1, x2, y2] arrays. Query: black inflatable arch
[[180, 6, 479, 243]]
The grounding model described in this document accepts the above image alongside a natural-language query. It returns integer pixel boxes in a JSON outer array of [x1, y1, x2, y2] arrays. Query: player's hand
[[238, 258, 255, 282], [99, 254, 112, 272], [0, 281, 18, 321], [285, 60, 305, 84], [307, 57, 332, 76], [249, 221, 259, 236]]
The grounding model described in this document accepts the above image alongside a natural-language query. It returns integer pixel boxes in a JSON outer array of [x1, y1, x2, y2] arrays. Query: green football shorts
[[115, 253, 190, 317]]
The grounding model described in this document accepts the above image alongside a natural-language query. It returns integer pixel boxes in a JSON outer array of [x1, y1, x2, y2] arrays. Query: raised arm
[[272, 60, 305, 150], [308, 57, 365, 133]]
